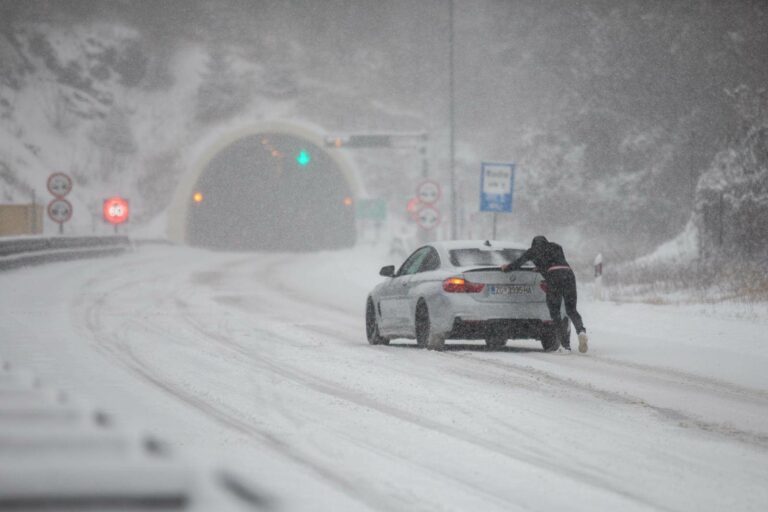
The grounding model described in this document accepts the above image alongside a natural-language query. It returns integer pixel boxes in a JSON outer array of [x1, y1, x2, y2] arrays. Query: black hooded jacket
[[505, 236, 571, 276]]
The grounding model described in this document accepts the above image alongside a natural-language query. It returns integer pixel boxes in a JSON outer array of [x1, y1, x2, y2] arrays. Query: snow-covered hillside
[[1, 1, 766, 272], [0, 15, 421, 236]]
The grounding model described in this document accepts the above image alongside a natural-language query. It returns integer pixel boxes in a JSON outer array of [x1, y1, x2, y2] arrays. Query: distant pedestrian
[[501, 236, 588, 353]]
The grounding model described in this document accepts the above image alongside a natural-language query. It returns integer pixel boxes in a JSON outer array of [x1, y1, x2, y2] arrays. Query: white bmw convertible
[[366, 240, 568, 350]]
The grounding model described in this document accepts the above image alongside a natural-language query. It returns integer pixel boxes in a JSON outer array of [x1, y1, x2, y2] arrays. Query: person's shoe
[[577, 331, 589, 353]]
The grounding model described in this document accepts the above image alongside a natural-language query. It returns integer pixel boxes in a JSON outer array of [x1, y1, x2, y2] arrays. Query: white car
[[366, 240, 568, 350]]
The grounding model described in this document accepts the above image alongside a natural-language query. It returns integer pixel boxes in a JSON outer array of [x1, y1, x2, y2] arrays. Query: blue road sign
[[480, 162, 515, 212]]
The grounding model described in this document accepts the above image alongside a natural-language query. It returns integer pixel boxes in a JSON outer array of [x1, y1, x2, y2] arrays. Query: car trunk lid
[[460, 267, 545, 303]]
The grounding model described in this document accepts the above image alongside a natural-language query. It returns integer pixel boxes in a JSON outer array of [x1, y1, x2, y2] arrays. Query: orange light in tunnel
[[343, 197, 353, 207], [271, 149, 282, 158], [193, 192, 204, 203]]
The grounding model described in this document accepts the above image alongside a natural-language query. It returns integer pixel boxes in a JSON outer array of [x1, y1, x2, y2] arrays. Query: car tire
[[485, 335, 507, 348], [540, 325, 560, 351], [415, 301, 445, 350], [540, 318, 571, 351], [366, 298, 389, 345]]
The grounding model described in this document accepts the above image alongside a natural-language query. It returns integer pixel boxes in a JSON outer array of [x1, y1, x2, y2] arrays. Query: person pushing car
[[500, 236, 588, 353]]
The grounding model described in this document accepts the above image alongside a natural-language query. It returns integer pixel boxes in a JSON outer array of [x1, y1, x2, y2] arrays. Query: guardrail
[[0, 356, 275, 510], [0, 358, 192, 509], [0, 238, 275, 509], [0, 236, 132, 271]]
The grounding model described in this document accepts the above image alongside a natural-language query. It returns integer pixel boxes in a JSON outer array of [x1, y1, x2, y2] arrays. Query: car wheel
[[485, 335, 507, 348], [415, 300, 445, 350], [366, 298, 389, 345], [540, 324, 560, 351]]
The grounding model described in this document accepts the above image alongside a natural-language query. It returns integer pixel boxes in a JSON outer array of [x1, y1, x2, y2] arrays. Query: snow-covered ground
[[1, 245, 767, 511]]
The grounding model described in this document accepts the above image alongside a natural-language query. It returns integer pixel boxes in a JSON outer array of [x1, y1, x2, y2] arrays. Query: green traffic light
[[296, 150, 311, 166]]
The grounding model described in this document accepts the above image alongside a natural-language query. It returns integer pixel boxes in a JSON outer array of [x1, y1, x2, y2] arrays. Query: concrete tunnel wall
[[167, 121, 364, 250]]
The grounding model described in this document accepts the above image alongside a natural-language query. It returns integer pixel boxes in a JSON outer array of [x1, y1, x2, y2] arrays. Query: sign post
[[479, 162, 515, 239], [47, 172, 73, 234]]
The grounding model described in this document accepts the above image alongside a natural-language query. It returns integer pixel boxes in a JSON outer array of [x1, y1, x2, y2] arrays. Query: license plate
[[489, 284, 531, 295]]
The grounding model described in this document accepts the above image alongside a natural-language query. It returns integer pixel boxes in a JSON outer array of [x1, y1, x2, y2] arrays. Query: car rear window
[[449, 248, 526, 267]]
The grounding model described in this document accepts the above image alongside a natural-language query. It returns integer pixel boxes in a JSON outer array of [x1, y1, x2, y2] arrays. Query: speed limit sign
[[103, 197, 129, 225]]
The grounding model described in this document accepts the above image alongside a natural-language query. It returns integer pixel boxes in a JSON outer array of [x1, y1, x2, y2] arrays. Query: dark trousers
[[545, 269, 585, 334]]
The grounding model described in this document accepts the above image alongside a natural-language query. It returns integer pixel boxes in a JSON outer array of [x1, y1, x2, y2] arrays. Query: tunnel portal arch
[[168, 122, 363, 251]]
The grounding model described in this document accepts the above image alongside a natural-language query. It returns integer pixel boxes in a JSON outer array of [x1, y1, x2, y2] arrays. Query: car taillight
[[539, 281, 549, 293], [443, 277, 485, 293]]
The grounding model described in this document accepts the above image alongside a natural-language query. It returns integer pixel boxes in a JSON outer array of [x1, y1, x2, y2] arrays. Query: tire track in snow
[[570, 354, 768, 402], [177, 259, 674, 512], [450, 352, 768, 449], [75, 254, 562, 512], [70, 257, 410, 512], [255, 255, 768, 452], [172, 280, 556, 511], [68, 249, 766, 512]]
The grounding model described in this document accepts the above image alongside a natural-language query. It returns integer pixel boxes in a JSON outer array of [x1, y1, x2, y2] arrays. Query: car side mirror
[[379, 265, 395, 277]]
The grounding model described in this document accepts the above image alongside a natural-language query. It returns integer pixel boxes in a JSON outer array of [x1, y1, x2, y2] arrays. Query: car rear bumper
[[448, 317, 551, 340], [429, 294, 552, 337]]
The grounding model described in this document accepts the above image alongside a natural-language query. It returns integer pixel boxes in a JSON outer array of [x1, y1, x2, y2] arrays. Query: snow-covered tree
[[194, 47, 249, 123], [696, 86, 768, 260]]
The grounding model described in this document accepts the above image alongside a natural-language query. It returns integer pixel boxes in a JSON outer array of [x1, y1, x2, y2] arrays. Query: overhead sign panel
[[324, 133, 427, 149], [325, 134, 392, 148]]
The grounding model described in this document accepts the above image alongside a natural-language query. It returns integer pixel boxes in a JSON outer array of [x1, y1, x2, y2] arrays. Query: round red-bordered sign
[[47, 173, 73, 198], [47, 198, 73, 224], [416, 205, 440, 230], [416, 180, 441, 205], [103, 197, 129, 225]]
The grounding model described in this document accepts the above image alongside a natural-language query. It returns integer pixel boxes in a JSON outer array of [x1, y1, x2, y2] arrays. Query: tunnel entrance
[[186, 133, 356, 251]]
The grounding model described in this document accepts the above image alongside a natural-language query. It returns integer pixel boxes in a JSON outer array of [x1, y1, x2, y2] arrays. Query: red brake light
[[443, 277, 485, 293]]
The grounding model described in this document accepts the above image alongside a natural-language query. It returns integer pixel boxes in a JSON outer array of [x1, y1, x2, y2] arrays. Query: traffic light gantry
[[324, 132, 429, 177], [324, 132, 427, 149]]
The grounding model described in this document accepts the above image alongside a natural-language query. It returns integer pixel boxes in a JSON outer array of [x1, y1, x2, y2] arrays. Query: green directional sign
[[356, 199, 387, 221]]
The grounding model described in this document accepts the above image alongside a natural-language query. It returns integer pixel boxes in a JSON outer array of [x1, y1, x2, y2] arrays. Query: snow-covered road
[[2, 245, 767, 511]]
